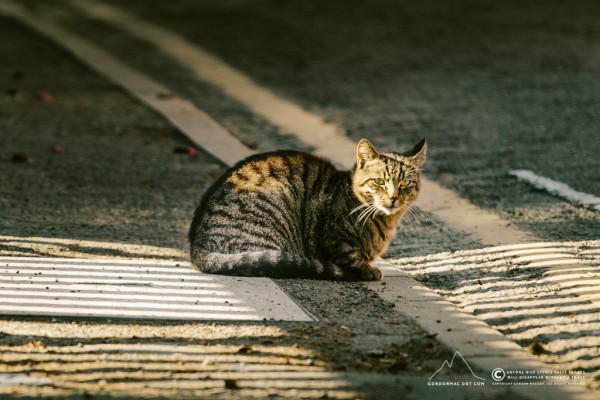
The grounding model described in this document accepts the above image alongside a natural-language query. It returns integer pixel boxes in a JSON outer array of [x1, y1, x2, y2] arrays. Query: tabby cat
[[189, 138, 426, 280]]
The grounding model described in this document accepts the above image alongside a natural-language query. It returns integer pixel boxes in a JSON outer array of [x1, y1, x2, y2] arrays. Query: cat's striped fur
[[189, 139, 426, 280]]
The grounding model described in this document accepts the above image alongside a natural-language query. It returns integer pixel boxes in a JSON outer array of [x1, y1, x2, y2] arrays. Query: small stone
[[528, 341, 549, 355], [359, 361, 373, 369], [26, 340, 46, 348], [238, 345, 253, 354], [11, 152, 28, 163], [173, 145, 197, 156], [388, 357, 408, 372], [367, 349, 385, 358], [224, 379, 238, 389], [7, 89, 23, 100], [156, 91, 176, 100], [35, 91, 54, 102]]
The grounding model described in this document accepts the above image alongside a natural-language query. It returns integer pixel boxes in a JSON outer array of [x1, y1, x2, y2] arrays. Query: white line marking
[[68, 0, 351, 162], [0, 1, 253, 167], [509, 169, 600, 211]]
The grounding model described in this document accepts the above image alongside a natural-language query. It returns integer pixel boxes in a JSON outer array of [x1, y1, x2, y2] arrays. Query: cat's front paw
[[360, 266, 383, 281], [326, 264, 345, 280]]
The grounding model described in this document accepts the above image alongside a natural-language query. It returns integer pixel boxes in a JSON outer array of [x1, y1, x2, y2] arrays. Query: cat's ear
[[357, 139, 379, 166], [406, 138, 427, 165]]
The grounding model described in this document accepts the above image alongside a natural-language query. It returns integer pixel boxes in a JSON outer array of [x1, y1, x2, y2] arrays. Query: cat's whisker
[[404, 205, 430, 225], [358, 204, 376, 220], [412, 206, 429, 220], [357, 209, 370, 229], [364, 208, 378, 229], [405, 209, 420, 224], [403, 206, 419, 221], [349, 203, 369, 216], [355, 205, 373, 227], [355, 204, 375, 227], [360, 205, 380, 230]]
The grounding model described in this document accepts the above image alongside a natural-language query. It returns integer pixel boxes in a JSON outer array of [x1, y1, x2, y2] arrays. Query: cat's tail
[[190, 250, 344, 280]]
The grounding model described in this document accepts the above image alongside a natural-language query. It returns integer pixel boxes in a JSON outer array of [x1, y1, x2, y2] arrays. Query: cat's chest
[[366, 215, 400, 252]]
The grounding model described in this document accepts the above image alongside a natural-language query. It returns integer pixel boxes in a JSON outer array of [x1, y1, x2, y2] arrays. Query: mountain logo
[[429, 351, 486, 381]]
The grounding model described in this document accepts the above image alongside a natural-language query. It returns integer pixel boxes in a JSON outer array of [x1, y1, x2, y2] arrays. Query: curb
[[371, 260, 596, 400]]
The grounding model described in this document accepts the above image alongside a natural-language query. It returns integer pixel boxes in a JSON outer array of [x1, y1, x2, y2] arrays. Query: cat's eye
[[400, 179, 413, 187], [374, 178, 385, 185]]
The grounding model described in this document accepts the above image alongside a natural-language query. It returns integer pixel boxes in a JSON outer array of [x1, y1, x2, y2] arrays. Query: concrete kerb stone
[[368, 261, 597, 400]]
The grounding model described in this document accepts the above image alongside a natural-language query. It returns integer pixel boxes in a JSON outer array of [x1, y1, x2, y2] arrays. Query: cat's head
[[352, 138, 426, 216]]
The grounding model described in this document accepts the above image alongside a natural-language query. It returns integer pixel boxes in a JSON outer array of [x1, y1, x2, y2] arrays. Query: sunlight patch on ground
[[0, 255, 315, 322], [0, 341, 358, 399], [388, 240, 600, 390], [0, 235, 188, 260]]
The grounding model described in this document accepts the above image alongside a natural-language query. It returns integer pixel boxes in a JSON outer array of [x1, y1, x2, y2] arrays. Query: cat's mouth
[[382, 206, 401, 216], [374, 200, 398, 216]]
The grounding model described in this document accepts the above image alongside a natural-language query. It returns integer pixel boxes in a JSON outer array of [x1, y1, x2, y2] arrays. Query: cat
[[189, 138, 426, 280]]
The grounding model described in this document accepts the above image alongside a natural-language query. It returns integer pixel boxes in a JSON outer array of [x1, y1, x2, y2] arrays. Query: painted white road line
[[69, 0, 536, 247], [510, 169, 600, 211], [0, 1, 253, 167], [68, 0, 351, 161], [0, 257, 315, 321]]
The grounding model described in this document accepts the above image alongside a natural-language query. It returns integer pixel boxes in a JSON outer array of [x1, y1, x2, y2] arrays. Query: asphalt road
[[94, 0, 600, 242], [1, 0, 599, 399]]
